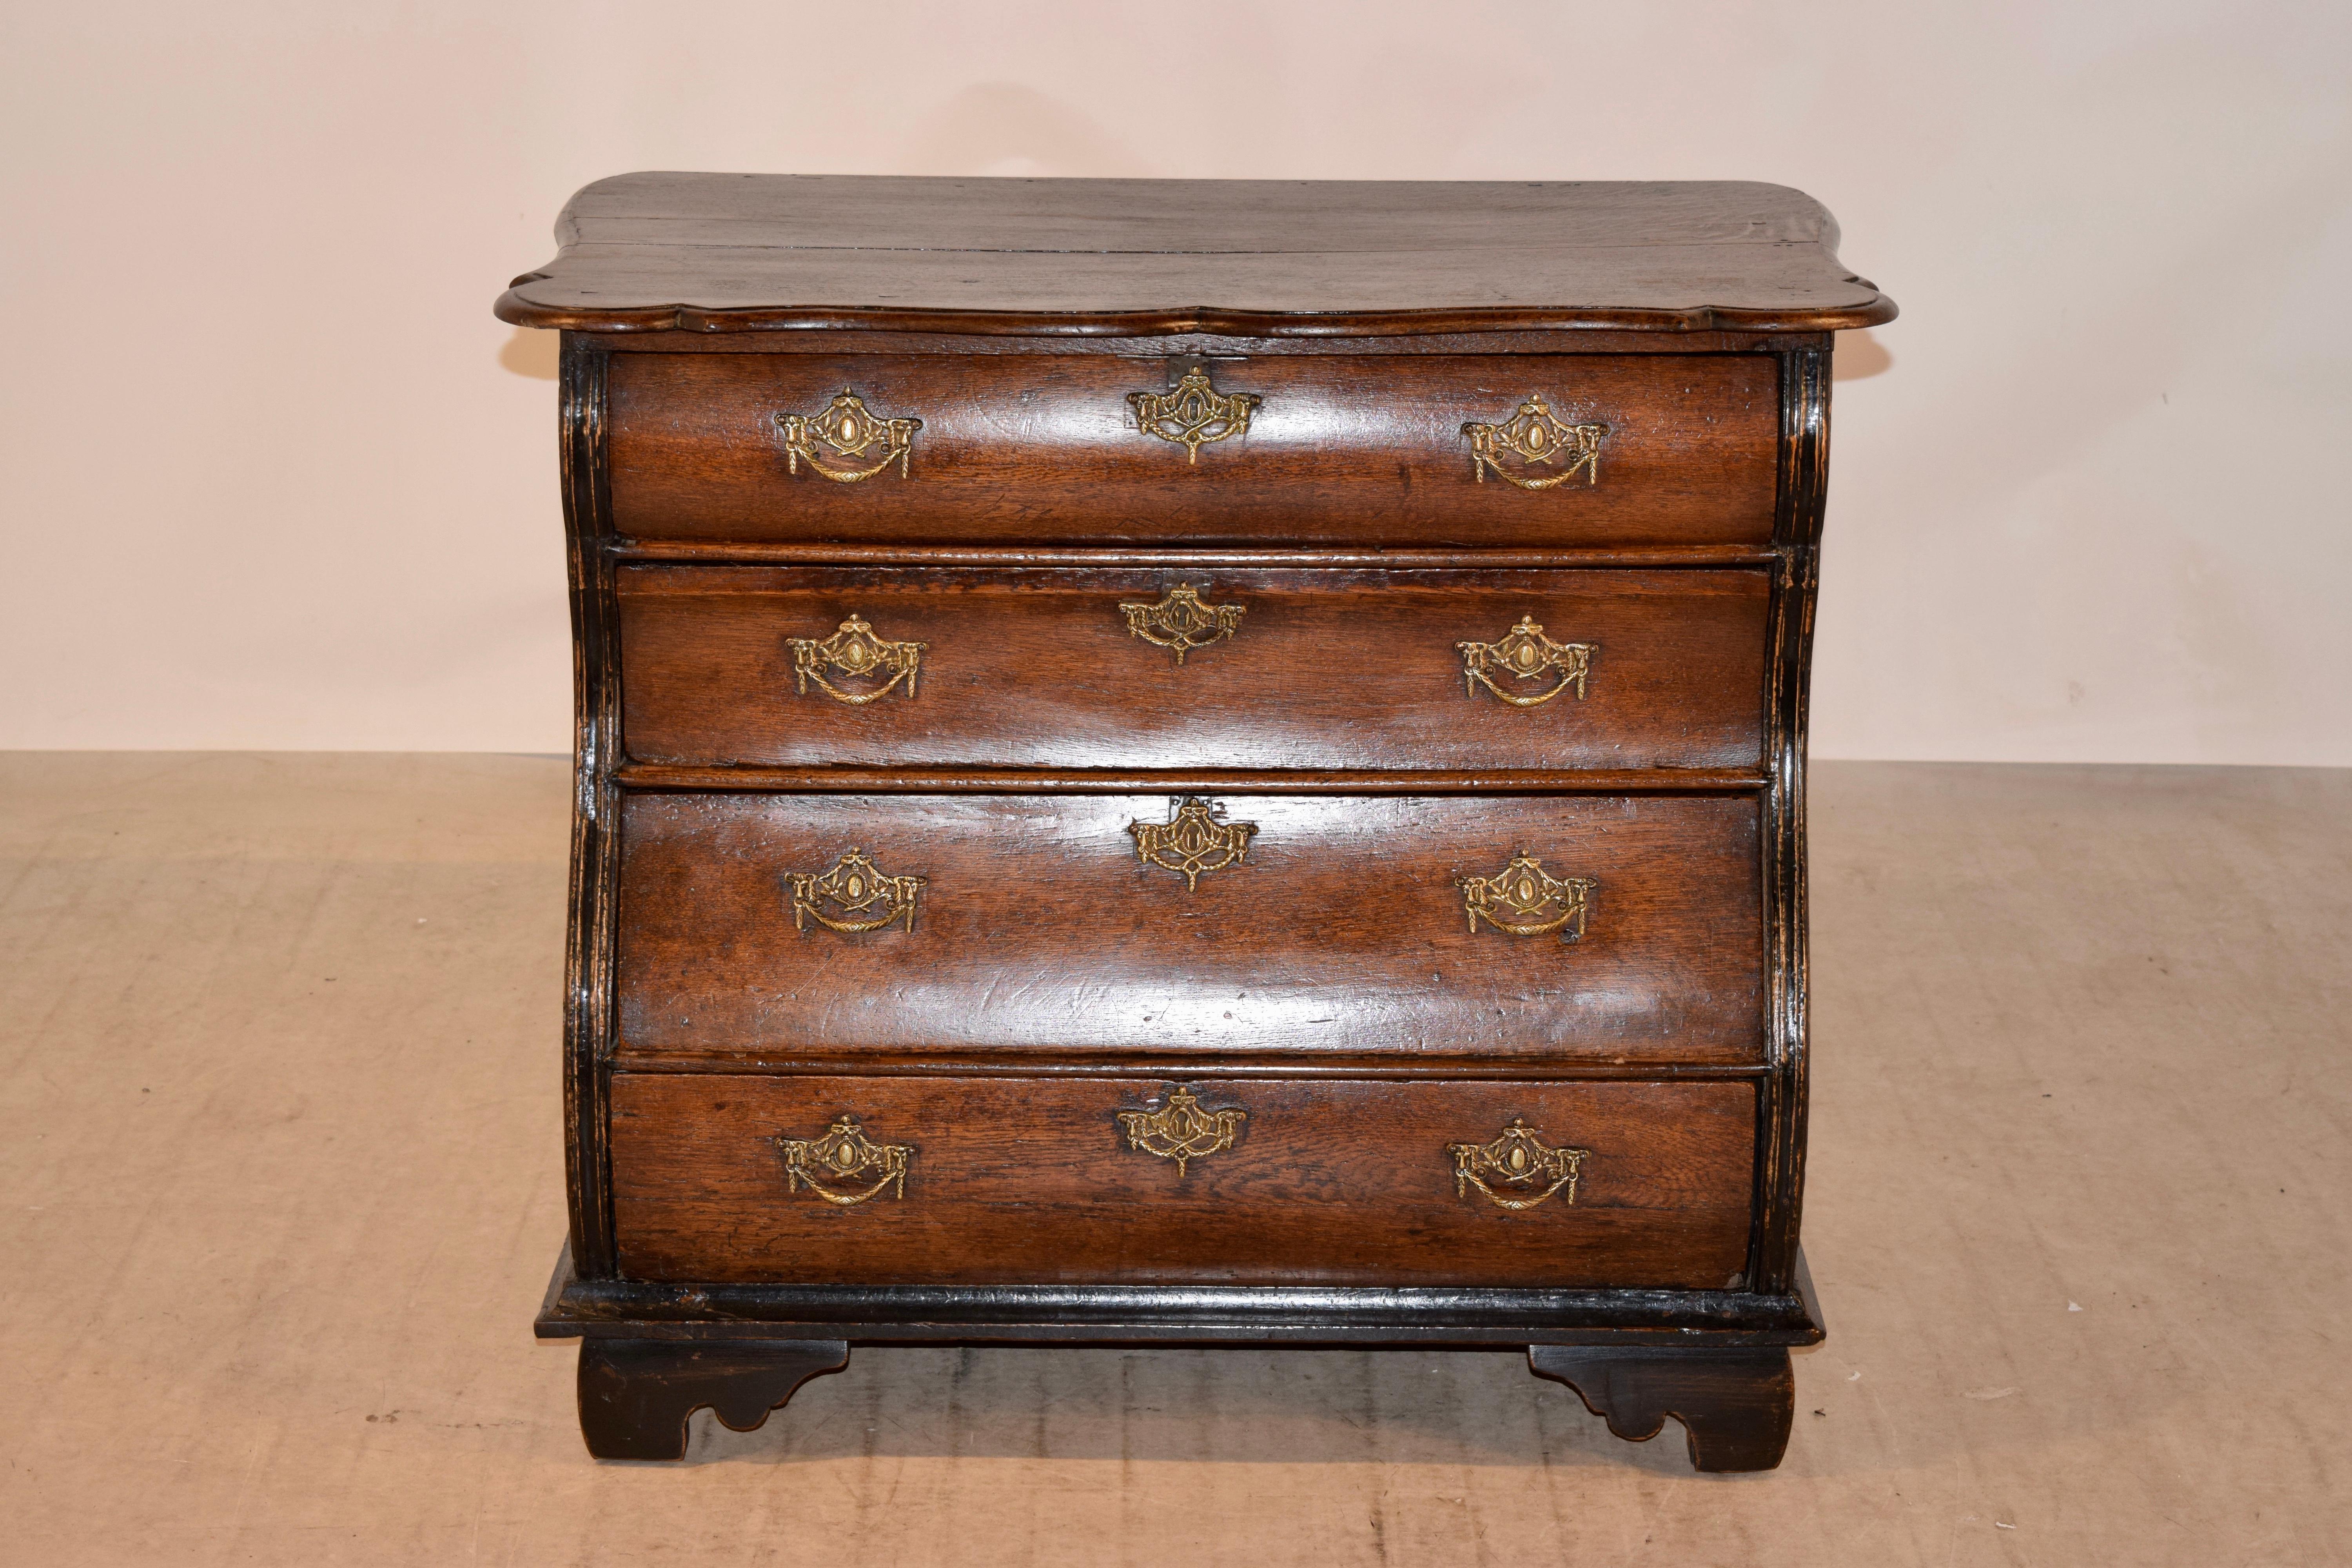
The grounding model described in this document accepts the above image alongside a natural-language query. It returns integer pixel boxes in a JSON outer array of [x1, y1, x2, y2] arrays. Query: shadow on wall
[[500, 329, 559, 380], [1834, 330, 1893, 381]]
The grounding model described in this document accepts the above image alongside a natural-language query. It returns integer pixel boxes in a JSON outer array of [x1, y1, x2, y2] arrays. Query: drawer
[[615, 792, 1763, 1067], [620, 566, 1769, 773], [604, 353, 1779, 547], [609, 1073, 1757, 1287]]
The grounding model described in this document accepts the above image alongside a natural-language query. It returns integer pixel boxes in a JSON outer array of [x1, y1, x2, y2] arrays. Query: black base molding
[[539, 1243, 1821, 1469], [536, 1243, 1824, 1348]]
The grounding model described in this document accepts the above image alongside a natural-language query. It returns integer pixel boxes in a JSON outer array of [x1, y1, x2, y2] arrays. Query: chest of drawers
[[501, 174, 1893, 1470]]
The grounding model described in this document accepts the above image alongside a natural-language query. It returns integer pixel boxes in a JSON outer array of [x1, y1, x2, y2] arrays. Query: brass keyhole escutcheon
[[1450, 1120, 1589, 1210], [1455, 852, 1597, 942], [1128, 362, 1261, 463], [1462, 395, 1608, 489]]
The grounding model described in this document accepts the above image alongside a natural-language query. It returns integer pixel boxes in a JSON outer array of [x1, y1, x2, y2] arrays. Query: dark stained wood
[[1528, 1345, 1795, 1472], [608, 1050, 1768, 1080], [535, 1241, 1829, 1346], [1751, 344, 1831, 1295], [613, 766, 1763, 796], [608, 543, 1782, 568], [559, 337, 622, 1278], [595, 328, 1817, 358], [610, 1075, 1755, 1288], [575, 1338, 848, 1460], [619, 566, 1769, 773], [512, 174, 1882, 1473], [613, 792, 1764, 1066], [496, 175, 1895, 334], [604, 353, 1779, 546]]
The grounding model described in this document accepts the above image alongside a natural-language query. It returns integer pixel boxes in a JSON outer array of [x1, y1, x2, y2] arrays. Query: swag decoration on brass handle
[[1128, 797, 1258, 891], [775, 390, 922, 482], [1457, 615, 1596, 708], [1128, 363, 1261, 463], [774, 1115, 913, 1206], [1462, 396, 1608, 489], [788, 614, 925, 704], [789, 848, 926, 935], [1120, 583, 1245, 664], [1116, 1086, 1246, 1176], [1455, 853, 1597, 942], [1450, 1120, 1590, 1210]]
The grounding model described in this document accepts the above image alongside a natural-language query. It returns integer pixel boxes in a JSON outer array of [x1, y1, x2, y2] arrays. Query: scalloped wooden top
[[495, 172, 1895, 337]]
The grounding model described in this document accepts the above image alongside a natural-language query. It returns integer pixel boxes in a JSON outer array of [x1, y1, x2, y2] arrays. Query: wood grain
[[593, 328, 1815, 358], [496, 174, 1895, 334], [613, 792, 1764, 1065], [610, 767, 1763, 797], [603, 353, 1779, 546], [618, 565, 1770, 773], [559, 338, 622, 1276], [609, 1074, 1757, 1288], [501, 173, 1886, 1471]]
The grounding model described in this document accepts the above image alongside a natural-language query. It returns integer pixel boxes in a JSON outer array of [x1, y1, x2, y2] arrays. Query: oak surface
[[609, 1074, 1757, 1287], [619, 565, 1769, 773], [613, 791, 1765, 1065], [497, 173, 1880, 1472], [496, 174, 1895, 334], [605, 352, 1779, 546]]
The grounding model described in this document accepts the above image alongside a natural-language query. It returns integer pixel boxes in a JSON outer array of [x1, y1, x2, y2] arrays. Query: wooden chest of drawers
[[501, 173, 1893, 1470]]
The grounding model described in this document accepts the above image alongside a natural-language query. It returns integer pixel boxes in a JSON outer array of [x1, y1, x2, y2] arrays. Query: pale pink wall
[[2, 0, 2346, 761]]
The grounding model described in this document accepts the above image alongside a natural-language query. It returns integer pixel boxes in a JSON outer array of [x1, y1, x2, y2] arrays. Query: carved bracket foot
[[1528, 1345, 1795, 1472], [575, 1338, 851, 1461]]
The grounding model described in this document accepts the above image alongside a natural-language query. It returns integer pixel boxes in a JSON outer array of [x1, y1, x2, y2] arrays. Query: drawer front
[[615, 792, 1762, 1066], [621, 566, 1769, 773], [610, 1073, 1757, 1287], [605, 353, 1779, 546]]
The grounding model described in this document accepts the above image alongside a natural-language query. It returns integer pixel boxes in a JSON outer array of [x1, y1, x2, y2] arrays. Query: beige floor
[[2, 754, 2346, 1566]]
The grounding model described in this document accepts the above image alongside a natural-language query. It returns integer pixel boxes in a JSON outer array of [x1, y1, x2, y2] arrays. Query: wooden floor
[[2, 753, 2345, 1565]]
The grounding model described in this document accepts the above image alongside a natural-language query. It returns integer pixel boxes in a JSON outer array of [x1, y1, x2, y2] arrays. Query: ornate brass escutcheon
[[1119, 583, 1245, 664], [1457, 615, 1596, 707], [789, 848, 926, 935], [1128, 362, 1261, 463], [1450, 1120, 1590, 1210], [775, 390, 922, 482], [1455, 852, 1597, 941], [788, 613, 926, 705], [1116, 1086, 1246, 1176], [1128, 797, 1258, 891], [775, 1115, 913, 1206], [1462, 395, 1608, 489]]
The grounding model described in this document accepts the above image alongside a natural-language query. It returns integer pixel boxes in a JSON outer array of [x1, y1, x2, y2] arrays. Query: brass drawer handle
[[789, 614, 925, 704], [1129, 797, 1257, 891], [1450, 1120, 1590, 1210], [1120, 583, 1245, 664], [774, 1115, 912, 1206], [1455, 853, 1596, 941], [1128, 364, 1260, 463], [1463, 396, 1608, 489], [789, 848, 925, 935], [775, 390, 922, 482], [1117, 1086, 1246, 1175], [1457, 615, 1595, 707]]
